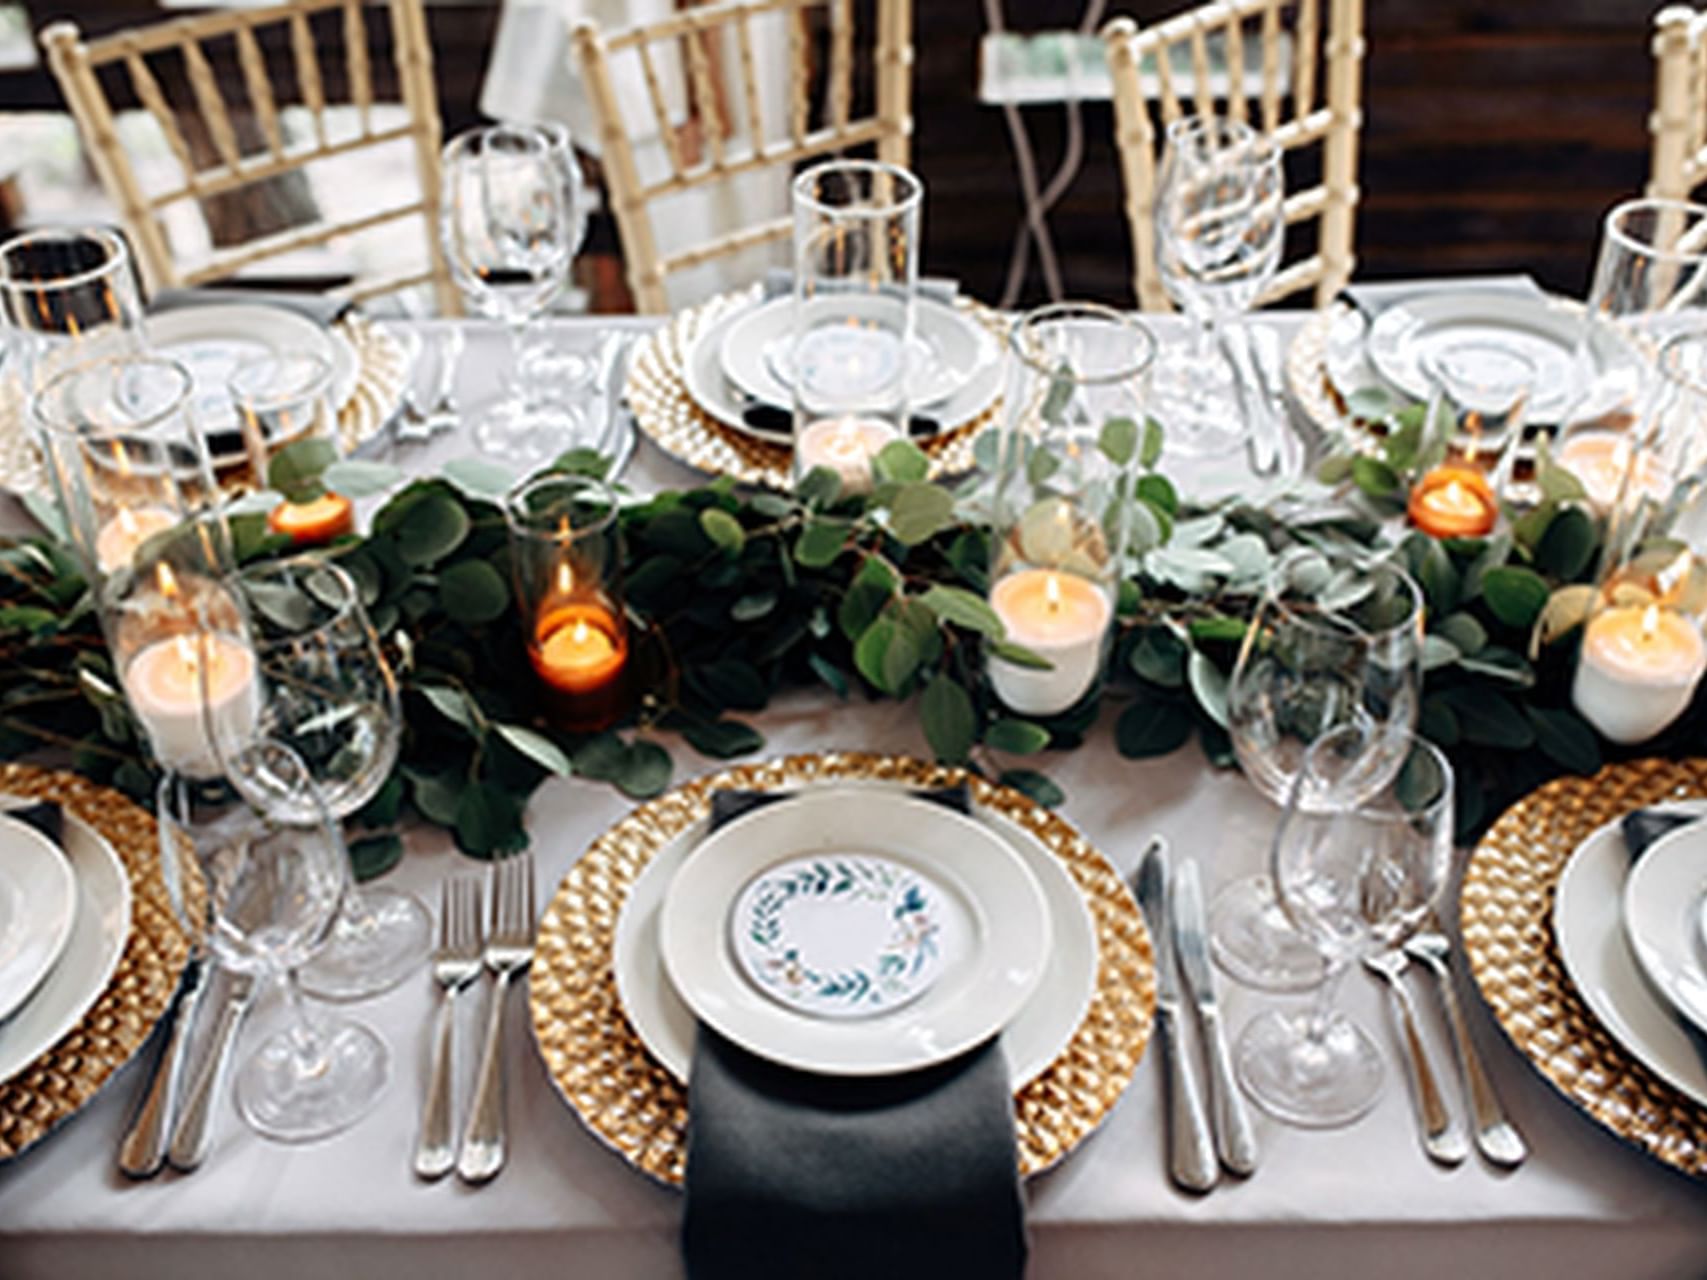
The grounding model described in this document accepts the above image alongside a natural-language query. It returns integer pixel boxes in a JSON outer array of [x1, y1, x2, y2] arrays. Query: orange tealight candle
[[1407, 466, 1498, 539], [269, 492, 355, 544], [530, 588, 629, 730]]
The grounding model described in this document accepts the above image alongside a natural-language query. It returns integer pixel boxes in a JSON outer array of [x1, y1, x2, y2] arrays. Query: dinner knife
[[167, 968, 257, 1172], [1221, 324, 1279, 476], [1172, 859, 1260, 1176], [117, 951, 205, 1179], [1133, 837, 1217, 1193]]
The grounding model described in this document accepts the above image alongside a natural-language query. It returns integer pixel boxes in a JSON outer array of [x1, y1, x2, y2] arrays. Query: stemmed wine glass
[[1219, 549, 1425, 991], [1150, 115, 1284, 459], [515, 121, 597, 424], [221, 554, 430, 1000], [1234, 725, 1455, 1127], [158, 738, 389, 1141], [440, 122, 575, 463]]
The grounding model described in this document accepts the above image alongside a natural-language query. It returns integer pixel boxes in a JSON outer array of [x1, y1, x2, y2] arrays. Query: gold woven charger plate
[[0, 313, 408, 495], [528, 751, 1155, 1184], [1461, 756, 1707, 1178], [625, 287, 1004, 491], [0, 764, 191, 1162]]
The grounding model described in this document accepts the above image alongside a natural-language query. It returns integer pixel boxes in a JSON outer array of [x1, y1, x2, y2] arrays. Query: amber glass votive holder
[[504, 474, 629, 732]]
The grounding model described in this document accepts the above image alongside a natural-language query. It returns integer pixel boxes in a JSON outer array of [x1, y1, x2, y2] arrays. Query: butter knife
[[1134, 837, 1217, 1193], [167, 968, 257, 1172], [1173, 859, 1260, 1176]]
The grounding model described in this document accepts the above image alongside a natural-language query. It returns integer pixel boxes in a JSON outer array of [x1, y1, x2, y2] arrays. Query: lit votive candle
[[987, 568, 1112, 715], [269, 492, 355, 544], [95, 505, 177, 574], [531, 597, 629, 730], [1408, 465, 1498, 539], [1572, 603, 1707, 743], [1555, 432, 1670, 515], [124, 631, 261, 776], [795, 417, 899, 497]]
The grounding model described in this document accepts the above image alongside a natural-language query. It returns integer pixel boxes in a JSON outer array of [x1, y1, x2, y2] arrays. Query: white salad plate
[[1623, 820, 1707, 1039], [730, 852, 953, 1020], [1363, 290, 1639, 425], [719, 294, 997, 412], [0, 803, 132, 1084], [146, 304, 358, 453], [649, 789, 1059, 1077], [0, 818, 77, 1025], [1553, 799, 1707, 1108], [683, 297, 1005, 446], [613, 787, 1097, 1086]]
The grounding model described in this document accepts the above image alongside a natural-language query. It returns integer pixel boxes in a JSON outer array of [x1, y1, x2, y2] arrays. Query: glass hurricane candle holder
[[1423, 340, 1535, 485], [1572, 331, 1707, 743], [985, 302, 1158, 716], [790, 160, 924, 494], [0, 226, 145, 395], [505, 473, 629, 732]]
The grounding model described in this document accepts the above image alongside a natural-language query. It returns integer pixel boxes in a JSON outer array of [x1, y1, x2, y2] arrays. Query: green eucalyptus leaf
[[1415, 537, 1460, 615], [1137, 472, 1178, 516], [750, 492, 794, 518], [1434, 611, 1488, 656], [573, 732, 628, 782], [443, 456, 517, 498], [1140, 416, 1165, 469], [1025, 446, 1060, 487], [420, 685, 480, 733], [873, 439, 930, 485], [919, 584, 1003, 637], [437, 559, 509, 624], [1116, 698, 1194, 758], [1040, 362, 1076, 424], [1186, 650, 1230, 728], [796, 465, 843, 507], [1482, 566, 1551, 630], [1351, 455, 1402, 497], [794, 518, 849, 568], [616, 740, 674, 799], [694, 658, 769, 711], [496, 724, 573, 775], [985, 717, 1050, 754], [454, 782, 527, 856], [268, 437, 338, 502], [1442, 688, 1534, 749], [807, 653, 851, 697], [1130, 626, 1187, 687], [989, 640, 1053, 669], [1456, 645, 1536, 689], [1098, 416, 1139, 466], [322, 459, 403, 497], [1418, 696, 1461, 747], [682, 718, 765, 759], [1346, 387, 1396, 419], [731, 591, 778, 622], [1526, 705, 1602, 774], [395, 494, 471, 566], [1535, 506, 1598, 581], [1421, 633, 1460, 672], [998, 768, 1064, 807], [1187, 615, 1248, 645], [353, 772, 404, 827], [886, 483, 957, 546], [920, 674, 976, 763], [349, 834, 405, 882], [854, 617, 899, 691], [406, 768, 464, 826]]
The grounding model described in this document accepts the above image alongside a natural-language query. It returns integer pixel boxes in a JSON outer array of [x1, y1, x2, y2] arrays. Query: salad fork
[[415, 876, 483, 1180], [1364, 948, 1468, 1166], [1405, 913, 1528, 1168], [458, 852, 536, 1184]]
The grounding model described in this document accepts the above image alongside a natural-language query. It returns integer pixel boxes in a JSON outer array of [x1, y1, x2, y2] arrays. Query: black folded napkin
[[1621, 809, 1699, 860], [682, 785, 1028, 1280], [149, 285, 352, 328], [5, 801, 63, 846]]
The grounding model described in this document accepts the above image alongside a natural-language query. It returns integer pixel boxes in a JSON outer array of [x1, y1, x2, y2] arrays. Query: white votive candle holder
[[1572, 603, 1707, 743], [794, 417, 899, 496], [987, 568, 1113, 716]]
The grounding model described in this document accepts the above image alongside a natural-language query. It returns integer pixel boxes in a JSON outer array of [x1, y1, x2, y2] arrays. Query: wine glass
[[1218, 550, 1425, 991], [440, 122, 575, 464], [157, 738, 390, 1141], [222, 554, 430, 1001], [0, 225, 145, 395], [1150, 115, 1284, 459], [515, 121, 598, 430], [1234, 725, 1455, 1127]]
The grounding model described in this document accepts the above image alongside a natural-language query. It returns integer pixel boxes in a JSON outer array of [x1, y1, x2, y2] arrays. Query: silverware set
[[1136, 837, 1259, 1192], [1221, 322, 1301, 478], [395, 326, 465, 443], [415, 851, 537, 1184]]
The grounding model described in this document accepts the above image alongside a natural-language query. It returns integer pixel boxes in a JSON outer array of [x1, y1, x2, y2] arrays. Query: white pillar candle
[[94, 505, 177, 574], [795, 417, 899, 497], [124, 632, 261, 777], [1572, 603, 1707, 743], [987, 568, 1113, 716], [1555, 432, 1669, 515]]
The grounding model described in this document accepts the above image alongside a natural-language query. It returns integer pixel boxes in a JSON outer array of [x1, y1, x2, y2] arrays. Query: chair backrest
[[1648, 6, 1707, 203], [1103, 0, 1364, 312], [573, 0, 913, 315], [39, 0, 458, 313]]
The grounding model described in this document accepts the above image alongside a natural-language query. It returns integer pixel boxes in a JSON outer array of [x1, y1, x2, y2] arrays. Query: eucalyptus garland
[[0, 421, 1686, 871]]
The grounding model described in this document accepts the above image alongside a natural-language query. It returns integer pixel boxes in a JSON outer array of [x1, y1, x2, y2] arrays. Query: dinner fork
[[397, 328, 464, 442], [1405, 913, 1528, 1168], [1364, 948, 1468, 1167], [415, 876, 483, 1180], [458, 852, 535, 1184]]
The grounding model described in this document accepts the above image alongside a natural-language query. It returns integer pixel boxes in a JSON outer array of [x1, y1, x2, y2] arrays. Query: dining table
[[1, 307, 1706, 1280]]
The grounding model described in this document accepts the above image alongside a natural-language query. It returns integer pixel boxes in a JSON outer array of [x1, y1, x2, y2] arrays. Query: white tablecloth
[[2, 318, 1706, 1280]]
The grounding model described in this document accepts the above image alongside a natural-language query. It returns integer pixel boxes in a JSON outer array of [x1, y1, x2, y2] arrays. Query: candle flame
[[155, 562, 179, 598], [572, 618, 589, 644], [172, 633, 198, 670], [1642, 604, 1661, 640], [117, 507, 139, 538], [1044, 573, 1062, 612], [110, 440, 133, 478], [555, 558, 574, 596]]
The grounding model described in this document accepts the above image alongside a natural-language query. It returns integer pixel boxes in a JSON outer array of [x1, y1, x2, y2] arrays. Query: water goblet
[[157, 738, 390, 1141], [1150, 115, 1284, 459], [1217, 550, 1425, 991], [515, 121, 597, 429], [1234, 725, 1455, 1128]]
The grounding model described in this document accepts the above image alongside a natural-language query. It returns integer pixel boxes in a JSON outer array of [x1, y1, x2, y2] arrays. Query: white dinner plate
[[615, 786, 1097, 1086], [1623, 821, 1707, 1038], [0, 818, 77, 1024], [655, 790, 1054, 1077], [1553, 799, 1707, 1108], [1364, 291, 1640, 425], [0, 802, 132, 1084], [683, 298, 1006, 446], [146, 304, 358, 457], [719, 294, 998, 411]]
